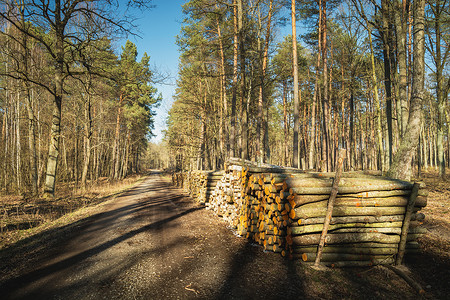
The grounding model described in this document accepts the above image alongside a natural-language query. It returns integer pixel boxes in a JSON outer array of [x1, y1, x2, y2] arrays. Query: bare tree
[[0, 0, 152, 197]]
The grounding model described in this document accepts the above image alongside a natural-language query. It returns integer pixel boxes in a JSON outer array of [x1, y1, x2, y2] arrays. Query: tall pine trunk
[[388, 0, 425, 180], [393, 0, 409, 138], [257, 0, 273, 164], [81, 88, 92, 190], [43, 18, 64, 197], [382, 0, 394, 168], [291, 0, 299, 168], [230, 0, 238, 158]]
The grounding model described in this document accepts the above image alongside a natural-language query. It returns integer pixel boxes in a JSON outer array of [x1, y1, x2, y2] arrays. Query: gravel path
[[1, 173, 448, 300]]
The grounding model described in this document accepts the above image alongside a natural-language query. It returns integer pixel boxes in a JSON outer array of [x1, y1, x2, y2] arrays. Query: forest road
[[2, 172, 300, 300]]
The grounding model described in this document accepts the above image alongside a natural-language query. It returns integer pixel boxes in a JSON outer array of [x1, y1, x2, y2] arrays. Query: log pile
[[172, 158, 428, 266], [205, 171, 243, 226], [172, 172, 184, 188], [283, 174, 428, 266], [196, 171, 224, 204], [172, 171, 223, 204], [236, 171, 291, 254]]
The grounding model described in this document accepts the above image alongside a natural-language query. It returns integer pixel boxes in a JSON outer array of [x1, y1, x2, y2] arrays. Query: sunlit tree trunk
[[43, 5, 64, 197], [81, 83, 92, 190], [216, 17, 228, 163], [230, 0, 238, 158], [291, 0, 299, 168], [393, 0, 409, 138], [388, 0, 425, 180], [257, 0, 273, 164], [382, 0, 393, 168], [238, 0, 248, 160]]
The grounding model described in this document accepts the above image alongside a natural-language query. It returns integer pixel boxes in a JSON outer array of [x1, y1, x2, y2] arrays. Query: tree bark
[[382, 0, 394, 168], [291, 0, 299, 168], [216, 17, 228, 163], [257, 0, 273, 164], [388, 0, 426, 180], [43, 7, 64, 197], [81, 84, 92, 190], [230, 0, 238, 158], [393, 0, 409, 138], [238, 0, 248, 160]]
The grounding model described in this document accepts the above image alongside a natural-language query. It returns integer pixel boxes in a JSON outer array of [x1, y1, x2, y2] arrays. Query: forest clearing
[[0, 0, 449, 299]]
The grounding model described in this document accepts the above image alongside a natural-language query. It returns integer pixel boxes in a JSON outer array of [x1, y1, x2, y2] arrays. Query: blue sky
[[118, 1, 295, 144], [119, 0, 186, 143]]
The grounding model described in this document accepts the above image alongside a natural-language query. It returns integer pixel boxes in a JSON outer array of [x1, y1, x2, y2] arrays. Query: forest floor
[[0, 176, 145, 249], [0, 171, 448, 299]]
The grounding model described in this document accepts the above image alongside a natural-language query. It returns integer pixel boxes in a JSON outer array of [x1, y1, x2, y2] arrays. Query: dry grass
[[0, 175, 145, 249], [412, 169, 450, 261]]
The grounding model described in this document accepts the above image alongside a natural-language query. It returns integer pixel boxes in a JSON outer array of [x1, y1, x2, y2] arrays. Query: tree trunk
[[388, 0, 425, 180], [257, 0, 272, 164], [19, 8, 38, 195], [81, 88, 92, 190], [291, 0, 299, 168], [321, 0, 330, 172], [283, 82, 289, 166], [238, 0, 248, 160], [43, 19, 64, 197], [382, 0, 394, 168], [230, 0, 238, 158], [432, 3, 447, 178], [217, 17, 228, 163], [366, 22, 385, 172], [393, 0, 409, 138], [113, 104, 122, 180]]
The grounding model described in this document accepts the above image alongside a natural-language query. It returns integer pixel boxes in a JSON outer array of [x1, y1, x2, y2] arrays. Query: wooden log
[[287, 177, 416, 195], [302, 252, 392, 262], [291, 246, 398, 255], [343, 189, 428, 198], [314, 148, 346, 267], [331, 228, 403, 234], [288, 222, 404, 235], [267, 244, 283, 253], [385, 265, 426, 294], [296, 214, 419, 225], [291, 205, 412, 220], [287, 176, 411, 187], [396, 182, 420, 266], [292, 195, 427, 208], [296, 242, 399, 248], [303, 258, 395, 267], [290, 170, 383, 178], [290, 232, 401, 246]]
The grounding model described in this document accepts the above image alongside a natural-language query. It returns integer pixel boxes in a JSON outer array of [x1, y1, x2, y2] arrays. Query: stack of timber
[[172, 158, 428, 267], [197, 171, 224, 204], [171, 171, 223, 204], [172, 172, 184, 188], [284, 174, 428, 267], [236, 171, 292, 254], [206, 171, 243, 226]]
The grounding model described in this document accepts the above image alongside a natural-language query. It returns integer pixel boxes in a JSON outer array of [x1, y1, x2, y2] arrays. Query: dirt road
[[0, 173, 447, 299]]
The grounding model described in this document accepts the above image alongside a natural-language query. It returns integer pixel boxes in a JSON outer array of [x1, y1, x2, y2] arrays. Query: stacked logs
[[283, 174, 427, 266], [236, 171, 291, 254], [172, 159, 428, 266], [205, 171, 242, 225], [172, 172, 184, 188], [172, 171, 223, 204], [197, 171, 224, 204]]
